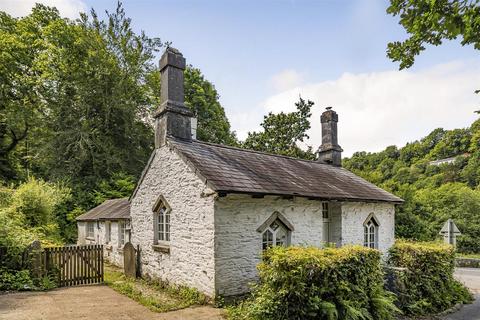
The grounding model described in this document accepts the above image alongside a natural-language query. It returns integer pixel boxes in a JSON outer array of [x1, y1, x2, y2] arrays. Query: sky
[[2, 0, 480, 156]]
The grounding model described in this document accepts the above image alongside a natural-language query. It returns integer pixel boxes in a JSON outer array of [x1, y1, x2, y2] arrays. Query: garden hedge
[[228, 245, 398, 320], [388, 240, 472, 315]]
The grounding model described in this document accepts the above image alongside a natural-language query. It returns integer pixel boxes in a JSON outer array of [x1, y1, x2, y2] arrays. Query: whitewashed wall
[[341, 202, 395, 253], [130, 146, 216, 296], [214, 195, 342, 296], [76, 220, 128, 267]]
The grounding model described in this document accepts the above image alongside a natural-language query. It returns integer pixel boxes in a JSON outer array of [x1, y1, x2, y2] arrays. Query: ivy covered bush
[[388, 240, 473, 315], [228, 245, 399, 320]]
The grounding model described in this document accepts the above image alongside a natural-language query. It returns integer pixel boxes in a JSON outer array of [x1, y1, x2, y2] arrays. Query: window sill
[[152, 244, 170, 253], [85, 237, 95, 241]]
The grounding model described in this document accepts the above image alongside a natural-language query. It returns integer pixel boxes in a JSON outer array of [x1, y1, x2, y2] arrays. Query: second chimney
[[317, 107, 343, 166], [153, 47, 193, 147]]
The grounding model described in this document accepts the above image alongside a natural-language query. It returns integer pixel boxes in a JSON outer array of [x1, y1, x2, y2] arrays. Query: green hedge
[[228, 245, 398, 320], [388, 240, 473, 315]]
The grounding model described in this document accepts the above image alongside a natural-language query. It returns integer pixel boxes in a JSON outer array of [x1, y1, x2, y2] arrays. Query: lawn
[[104, 264, 209, 313]]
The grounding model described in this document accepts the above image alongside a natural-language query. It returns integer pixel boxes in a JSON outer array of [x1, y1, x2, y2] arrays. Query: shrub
[[228, 245, 399, 320], [388, 240, 473, 315], [457, 235, 480, 254], [0, 269, 34, 291]]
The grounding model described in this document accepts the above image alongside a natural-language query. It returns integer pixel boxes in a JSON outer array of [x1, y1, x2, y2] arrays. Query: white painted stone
[[214, 194, 342, 296], [76, 220, 130, 267], [341, 202, 395, 253], [130, 146, 216, 296]]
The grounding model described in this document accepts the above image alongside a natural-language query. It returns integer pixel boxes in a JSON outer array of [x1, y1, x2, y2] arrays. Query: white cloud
[[262, 60, 480, 157], [269, 69, 305, 92], [0, 0, 86, 19]]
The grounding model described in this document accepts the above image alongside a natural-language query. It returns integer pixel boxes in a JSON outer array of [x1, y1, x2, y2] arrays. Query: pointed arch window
[[257, 212, 294, 250], [364, 214, 379, 249], [153, 195, 171, 244]]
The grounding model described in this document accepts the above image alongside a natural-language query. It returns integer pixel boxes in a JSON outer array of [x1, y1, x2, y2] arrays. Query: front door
[[322, 203, 330, 244]]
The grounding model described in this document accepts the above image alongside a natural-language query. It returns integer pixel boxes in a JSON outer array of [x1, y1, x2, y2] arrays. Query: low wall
[[455, 258, 480, 268]]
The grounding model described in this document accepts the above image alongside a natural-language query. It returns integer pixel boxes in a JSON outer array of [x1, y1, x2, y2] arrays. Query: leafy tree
[[243, 97, 315, 159], [185, 67, 237, 145], [387, 0, 480, 69]]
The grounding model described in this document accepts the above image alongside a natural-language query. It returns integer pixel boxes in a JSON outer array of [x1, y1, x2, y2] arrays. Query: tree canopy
[[243, 97, 315, 160], [0, 3, 236, 241], [387, 0, 480, 69]]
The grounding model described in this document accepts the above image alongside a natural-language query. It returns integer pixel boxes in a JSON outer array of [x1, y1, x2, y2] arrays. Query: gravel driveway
[[0, 285, 224, 320]]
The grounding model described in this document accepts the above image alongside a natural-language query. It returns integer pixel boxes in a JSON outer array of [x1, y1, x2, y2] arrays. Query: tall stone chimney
[[153, 47, 193, 147], [317, 107, 343, 166]]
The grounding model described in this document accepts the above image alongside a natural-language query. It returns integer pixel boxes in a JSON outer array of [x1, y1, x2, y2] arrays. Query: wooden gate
[[44, 245, 104, 287]]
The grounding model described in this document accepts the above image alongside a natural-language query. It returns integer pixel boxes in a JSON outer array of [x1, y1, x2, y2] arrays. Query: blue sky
[[3, 0, 480, 155]]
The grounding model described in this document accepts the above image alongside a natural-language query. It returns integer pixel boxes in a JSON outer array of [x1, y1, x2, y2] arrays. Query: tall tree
[[387, 0, 480, 69], [185, 67, 237, 145], [243, 97, 315, 160]]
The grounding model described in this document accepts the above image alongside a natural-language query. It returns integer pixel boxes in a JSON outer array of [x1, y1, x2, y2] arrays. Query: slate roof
[[76, 198, 130, 221], [168, 138, 403, 204]]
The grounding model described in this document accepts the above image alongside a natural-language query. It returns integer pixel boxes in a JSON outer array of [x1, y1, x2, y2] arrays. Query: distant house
[[429, 153, 470, 166], [76, 198, 130, 267], [77, 48, 403, 297]]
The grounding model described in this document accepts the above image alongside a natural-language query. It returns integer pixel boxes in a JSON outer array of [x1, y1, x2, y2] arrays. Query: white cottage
[[76, 198, 131, 267], [125, 48, 403, 297], [77, 48, 403, 298]]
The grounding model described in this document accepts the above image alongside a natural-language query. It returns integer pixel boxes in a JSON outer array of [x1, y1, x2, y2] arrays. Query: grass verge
[[104, 264, 208, 313]]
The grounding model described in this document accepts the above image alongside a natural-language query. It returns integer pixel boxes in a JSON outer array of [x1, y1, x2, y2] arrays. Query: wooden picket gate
[[44, 245, 104, 287]]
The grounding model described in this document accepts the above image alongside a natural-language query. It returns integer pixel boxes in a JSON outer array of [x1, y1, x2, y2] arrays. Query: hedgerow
[[388, 240, 473, 315], [228, 245, 399, 320]]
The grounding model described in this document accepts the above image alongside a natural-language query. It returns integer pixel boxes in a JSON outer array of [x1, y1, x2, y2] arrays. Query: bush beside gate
[[228, 245, 398, 320], [388, 240, 473, 315]]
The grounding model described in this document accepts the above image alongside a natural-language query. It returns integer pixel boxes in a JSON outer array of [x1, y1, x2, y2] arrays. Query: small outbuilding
[[76, 198, 131, 267]]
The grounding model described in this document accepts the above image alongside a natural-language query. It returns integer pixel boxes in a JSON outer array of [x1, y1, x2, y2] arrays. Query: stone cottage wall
[[130, 146, 216, 296], [341, 202, 395, 253], [214, 195, 342, 296], [77, 220, 128, 267]]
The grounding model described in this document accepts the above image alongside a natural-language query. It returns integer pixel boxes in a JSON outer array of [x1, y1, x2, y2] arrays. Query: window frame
[[363, 213, 379, 249], [118, 220, 126, 248], [152, 195, 172, 247], [86, 221, 95, 239], [105, 221, 111, 243], [257, 211, 294, 251]]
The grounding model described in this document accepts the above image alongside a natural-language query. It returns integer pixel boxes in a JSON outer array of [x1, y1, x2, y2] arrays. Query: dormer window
[[257, 212, 294, 251], [364, 214, 379, 249], [153, 195, 171, 244]]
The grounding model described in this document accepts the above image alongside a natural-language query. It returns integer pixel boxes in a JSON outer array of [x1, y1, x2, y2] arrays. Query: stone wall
[[341, 202, 396, 253], [76, 220, 129, 267], [130, 146, 216, 296], [214, 194, 342, 296]]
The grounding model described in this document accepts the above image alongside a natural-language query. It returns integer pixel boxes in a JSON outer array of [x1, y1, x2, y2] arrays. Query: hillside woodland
[[344, 122, 480, 253]]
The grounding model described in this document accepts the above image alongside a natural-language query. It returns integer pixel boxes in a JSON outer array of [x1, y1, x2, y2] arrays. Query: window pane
[[276, 226, 287, 247], [262, 229, 273, 250]]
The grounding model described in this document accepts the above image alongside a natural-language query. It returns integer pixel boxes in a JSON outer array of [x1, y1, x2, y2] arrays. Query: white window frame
[[152, 195, 171, 245], [86, 221, 95, 239], [322, 202, 330, 243], [118, 221, 126, 247], [363, 213, 379, 249], [105, 221, 111, 243], [257, 211, 294, 251]]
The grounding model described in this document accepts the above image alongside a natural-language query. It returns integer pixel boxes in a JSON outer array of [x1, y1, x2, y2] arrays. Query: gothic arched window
[[257, 212, 294, 251], [364, 214, 379, 249]]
